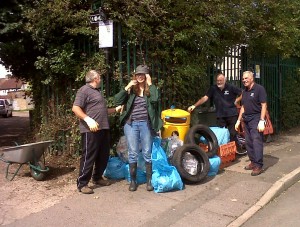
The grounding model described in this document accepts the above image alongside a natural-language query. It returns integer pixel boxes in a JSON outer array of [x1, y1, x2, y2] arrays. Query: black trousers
[[244, 118, 264, 168], [216, 115, 238, 145], [77, 129, 110, 190]]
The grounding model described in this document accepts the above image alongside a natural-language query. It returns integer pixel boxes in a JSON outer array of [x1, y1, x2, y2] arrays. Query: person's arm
[[114, 80, 136, 105], [235, 105, 244, 131], [107, 106, 123, 115], [125, 80, 137, 92], [72, 105, 99, 132], [72, 105, 88, 120], [234, 94, 242, 107], [187, 96, 209, 112], [260, 102, 267, 120], [257, 102, 267, 132]]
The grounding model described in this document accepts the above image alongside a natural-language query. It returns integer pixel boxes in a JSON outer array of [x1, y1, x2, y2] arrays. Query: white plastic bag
[[182, 152, 198, 175], [116, 136, 128, 163]]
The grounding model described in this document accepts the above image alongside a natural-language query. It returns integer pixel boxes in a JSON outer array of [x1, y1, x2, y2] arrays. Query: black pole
[[104, 48, 109, 96]]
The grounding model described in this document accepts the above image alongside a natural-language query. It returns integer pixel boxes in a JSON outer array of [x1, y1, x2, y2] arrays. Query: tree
[[1, 0, 300, 151], [0, 0, 39, 81]]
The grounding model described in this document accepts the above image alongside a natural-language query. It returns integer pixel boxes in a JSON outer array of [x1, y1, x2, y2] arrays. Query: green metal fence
[[78, 15, 300, 133], [245, 55, 300, 132], [204, 46, 300, 133]]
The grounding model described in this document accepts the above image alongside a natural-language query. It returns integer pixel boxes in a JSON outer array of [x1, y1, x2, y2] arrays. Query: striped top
[[131, 96, 148, 121]]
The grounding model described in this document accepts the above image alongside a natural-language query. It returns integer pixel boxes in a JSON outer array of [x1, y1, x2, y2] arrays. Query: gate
[[80, 8, 300, 133], [213, 46, 300, 133]]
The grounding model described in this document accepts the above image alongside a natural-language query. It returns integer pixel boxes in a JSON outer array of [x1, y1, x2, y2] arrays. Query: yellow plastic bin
[[161, 108, 191, 141]]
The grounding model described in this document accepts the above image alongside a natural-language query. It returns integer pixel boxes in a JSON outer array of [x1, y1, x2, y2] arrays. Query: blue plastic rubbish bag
[[151, 137, 183, 193], [200, 127, 230, 146], [207, 155, 221, 176], [104, 157, 126, 179]]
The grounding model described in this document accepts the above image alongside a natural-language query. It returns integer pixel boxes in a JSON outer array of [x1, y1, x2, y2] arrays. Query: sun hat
[[134, 65, 149, 75]]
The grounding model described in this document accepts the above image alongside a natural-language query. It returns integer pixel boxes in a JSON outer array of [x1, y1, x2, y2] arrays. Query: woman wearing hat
[[114, 65, 163, 191]]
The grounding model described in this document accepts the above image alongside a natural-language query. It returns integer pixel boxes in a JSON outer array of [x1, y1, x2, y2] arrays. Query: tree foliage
[[1, 0, 300, 151]]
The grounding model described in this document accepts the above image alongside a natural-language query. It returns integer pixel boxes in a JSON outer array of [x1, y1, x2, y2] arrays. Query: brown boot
[[244, 162, 255, 170], [251, 167, 263, 176], [93, 177, 111, 186], [79, 186, 94, 194]]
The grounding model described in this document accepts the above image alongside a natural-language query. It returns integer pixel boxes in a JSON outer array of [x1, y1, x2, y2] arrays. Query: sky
[[0, 64, 10, 78]]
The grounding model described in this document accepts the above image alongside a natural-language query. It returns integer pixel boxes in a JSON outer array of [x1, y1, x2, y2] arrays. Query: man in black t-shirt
[[235, 71, 267, 176], [188, 73, 242, 147]]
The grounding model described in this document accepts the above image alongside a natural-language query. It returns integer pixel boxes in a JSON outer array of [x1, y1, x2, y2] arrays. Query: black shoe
[[236, 146, 247, 155]]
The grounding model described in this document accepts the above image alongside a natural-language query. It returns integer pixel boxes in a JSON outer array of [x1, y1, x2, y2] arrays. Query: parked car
[[0, 99, 13, 117]]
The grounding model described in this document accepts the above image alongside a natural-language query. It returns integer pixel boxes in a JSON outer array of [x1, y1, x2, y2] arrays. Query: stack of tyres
[[171, 124, 219, 184]]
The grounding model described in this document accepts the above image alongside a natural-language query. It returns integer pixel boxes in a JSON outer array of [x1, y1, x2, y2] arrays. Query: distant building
[[0, 76, 26, 97], [0, 76, 33, 110]]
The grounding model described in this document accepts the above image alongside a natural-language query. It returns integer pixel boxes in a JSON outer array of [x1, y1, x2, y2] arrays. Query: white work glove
[[84, 116, 99, 132], [235, 120, 240, 131], [187, 105, 196, 112], [257, 120, 265, 132]]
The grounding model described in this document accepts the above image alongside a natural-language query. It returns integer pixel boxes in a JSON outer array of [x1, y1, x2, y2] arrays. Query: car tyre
[[184, 124, 219, 158], [172, 144, 210, 184]]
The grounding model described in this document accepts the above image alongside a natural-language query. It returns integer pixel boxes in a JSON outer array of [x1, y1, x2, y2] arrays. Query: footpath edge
[[227, 166, 300, 227]]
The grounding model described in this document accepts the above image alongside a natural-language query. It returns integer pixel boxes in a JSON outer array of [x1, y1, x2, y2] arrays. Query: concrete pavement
[[242, 178, 300, 226], [3, 127, 300, 227]]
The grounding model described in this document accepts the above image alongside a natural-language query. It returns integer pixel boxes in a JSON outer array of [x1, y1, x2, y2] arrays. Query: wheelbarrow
[[0, 140, 53, 181]]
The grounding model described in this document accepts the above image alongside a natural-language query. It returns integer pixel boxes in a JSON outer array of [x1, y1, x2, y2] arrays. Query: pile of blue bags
[[104, 137, 183, 193], [104, 127, 230, 192]]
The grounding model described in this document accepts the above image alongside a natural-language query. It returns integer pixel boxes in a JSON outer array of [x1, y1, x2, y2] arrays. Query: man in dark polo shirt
[[188, 73, 242, 147], [235, 71, 267, 176], [72, 70, 121, 194]]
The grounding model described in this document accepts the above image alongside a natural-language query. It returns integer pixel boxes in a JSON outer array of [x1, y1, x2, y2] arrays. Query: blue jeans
[[124, 121, 153, 164]]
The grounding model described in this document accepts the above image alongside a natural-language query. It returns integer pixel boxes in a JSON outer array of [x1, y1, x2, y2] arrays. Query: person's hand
[[84, 116, 99, 132], [257, 120, 265, 132], [115, 105, 123, 113], [125, 80, 137, 91], [187, 105, 195, 112], [146, 74, 152, 85], [235, 120, 240, 131]]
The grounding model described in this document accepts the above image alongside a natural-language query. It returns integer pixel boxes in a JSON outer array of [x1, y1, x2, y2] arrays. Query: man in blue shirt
[[188, 73, 242, 147], [235, 71, 267, 176]]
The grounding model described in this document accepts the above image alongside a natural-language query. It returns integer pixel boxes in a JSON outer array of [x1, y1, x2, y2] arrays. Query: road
[[242, 181, 300, 227], [0, 111, 30, 147], [1, 112, 300, 226]]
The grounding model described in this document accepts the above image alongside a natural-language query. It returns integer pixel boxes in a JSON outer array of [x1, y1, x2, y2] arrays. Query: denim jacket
[[114, 85, 163, 132]]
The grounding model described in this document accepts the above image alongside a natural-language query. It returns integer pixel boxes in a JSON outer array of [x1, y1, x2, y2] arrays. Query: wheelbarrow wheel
[[30, 161, 46, 181]]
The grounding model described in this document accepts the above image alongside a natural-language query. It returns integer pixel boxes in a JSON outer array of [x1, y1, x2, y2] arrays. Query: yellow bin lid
[[161, 108, 191, 125]]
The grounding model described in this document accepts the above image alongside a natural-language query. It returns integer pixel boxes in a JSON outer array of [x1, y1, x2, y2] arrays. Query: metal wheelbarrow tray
[[0, 140, 53, 181]]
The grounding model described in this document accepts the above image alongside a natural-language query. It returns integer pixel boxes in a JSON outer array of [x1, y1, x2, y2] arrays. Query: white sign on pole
[[99, 20, 113, 48]]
